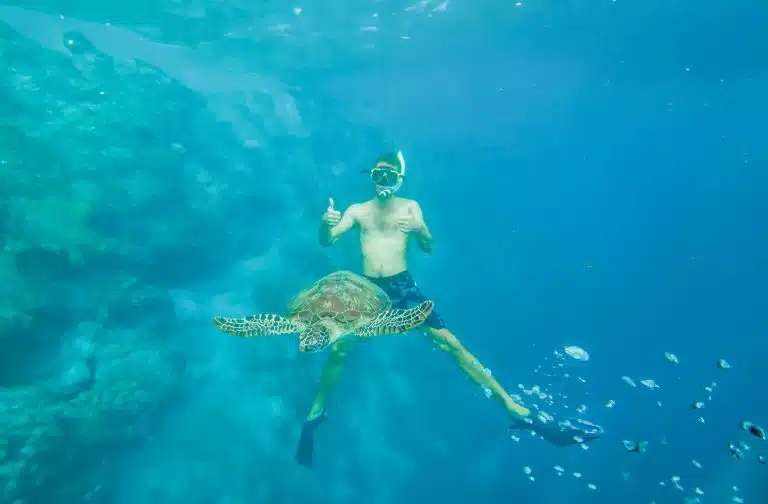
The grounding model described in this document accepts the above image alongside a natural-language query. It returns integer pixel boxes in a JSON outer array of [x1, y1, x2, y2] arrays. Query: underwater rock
[[0, 6, 333, 502], [105, 282, 177, 330], [62, 30, 95, 55], [13, 246, 84, 282], [0, 325, 182, 502]]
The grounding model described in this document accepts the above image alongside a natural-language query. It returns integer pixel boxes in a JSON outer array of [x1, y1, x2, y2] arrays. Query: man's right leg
[[297, 339, 354, 468]]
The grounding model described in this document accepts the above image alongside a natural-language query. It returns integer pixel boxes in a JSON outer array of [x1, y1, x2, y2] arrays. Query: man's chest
[[359, 209, 401, 233]]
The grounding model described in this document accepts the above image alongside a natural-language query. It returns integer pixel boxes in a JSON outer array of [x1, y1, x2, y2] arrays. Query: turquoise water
[[0, 1, 766, 503]]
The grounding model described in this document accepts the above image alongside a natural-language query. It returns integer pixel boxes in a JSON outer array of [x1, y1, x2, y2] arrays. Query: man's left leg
[[423, 325, 604, 446], [390, 271, 602, 445], [422, 325, 530, 419], [386, 272, 531, 420]]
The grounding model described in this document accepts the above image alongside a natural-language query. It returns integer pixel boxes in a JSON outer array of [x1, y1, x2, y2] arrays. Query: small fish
[[692, 402, 705, 409], [564, 345, 589, 361], [664, 352, 679, 364], [641, 379, 660, 389], [741, 421, 766, 440], [757, 455, 766, 464], [717, 359, 731, 369], [621, 376, 637, 387], [622, 440, 648, 453], [728, 443, 744, 460]]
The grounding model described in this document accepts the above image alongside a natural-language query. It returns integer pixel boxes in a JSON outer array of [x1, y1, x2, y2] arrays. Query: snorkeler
[[296, 151, 604, 467]]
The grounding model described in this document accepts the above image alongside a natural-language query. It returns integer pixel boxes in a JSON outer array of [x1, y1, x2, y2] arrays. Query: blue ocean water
[[0, 0, 766, 503]]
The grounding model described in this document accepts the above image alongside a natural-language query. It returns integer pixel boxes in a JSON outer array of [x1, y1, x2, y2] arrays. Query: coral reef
[[0, 17, 249, 502], [0, 3, 439, 502]]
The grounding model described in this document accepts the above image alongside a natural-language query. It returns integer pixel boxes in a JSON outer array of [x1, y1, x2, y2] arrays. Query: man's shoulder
[[396, 197, 420, 209], [349, 200, 372, 211]]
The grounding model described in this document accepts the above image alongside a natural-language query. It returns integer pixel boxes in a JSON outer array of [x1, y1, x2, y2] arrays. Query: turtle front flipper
[[354, 300, 434, 337], [213, 314, 297, 337]]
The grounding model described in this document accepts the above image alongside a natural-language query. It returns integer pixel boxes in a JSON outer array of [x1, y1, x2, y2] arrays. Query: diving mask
[[367, 151, 406, 197], [370, 165, 401, 186]]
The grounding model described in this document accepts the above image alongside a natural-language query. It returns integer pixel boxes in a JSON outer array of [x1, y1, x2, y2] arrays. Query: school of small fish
[[501, 344, 763, 502]]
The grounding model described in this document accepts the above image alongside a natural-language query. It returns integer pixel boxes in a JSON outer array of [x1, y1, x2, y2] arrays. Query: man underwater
[[296, 151, 603, 467]]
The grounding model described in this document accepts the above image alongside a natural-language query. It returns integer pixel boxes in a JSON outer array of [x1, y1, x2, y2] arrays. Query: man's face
[[370, 162, 401, 189]]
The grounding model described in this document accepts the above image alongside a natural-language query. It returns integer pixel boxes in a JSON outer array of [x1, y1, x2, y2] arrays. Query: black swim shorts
[[365, 270, 446, 330]]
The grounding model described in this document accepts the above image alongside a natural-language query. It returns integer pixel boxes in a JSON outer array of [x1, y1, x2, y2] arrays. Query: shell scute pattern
[[288, 271, 391, 330]]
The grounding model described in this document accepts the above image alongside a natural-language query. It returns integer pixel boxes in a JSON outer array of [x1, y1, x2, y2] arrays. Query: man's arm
[[410, 202, 434, 254], [319, 204, 358, 247]]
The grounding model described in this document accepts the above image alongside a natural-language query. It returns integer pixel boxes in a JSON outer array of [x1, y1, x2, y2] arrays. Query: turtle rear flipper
[[213, 314, 297, 337], [354, 300, 434, 337]]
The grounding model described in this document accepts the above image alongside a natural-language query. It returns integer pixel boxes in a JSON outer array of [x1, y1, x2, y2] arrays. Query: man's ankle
[[306, 406, 326, 422], [505, 399, 531, 419]]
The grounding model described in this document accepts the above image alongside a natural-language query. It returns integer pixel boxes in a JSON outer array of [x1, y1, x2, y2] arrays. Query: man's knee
[[329, 340, 353, 361], [424, 327, 461, 354]]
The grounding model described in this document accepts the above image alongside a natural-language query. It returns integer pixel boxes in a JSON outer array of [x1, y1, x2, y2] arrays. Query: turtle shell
[[287, 270, 391, 329]]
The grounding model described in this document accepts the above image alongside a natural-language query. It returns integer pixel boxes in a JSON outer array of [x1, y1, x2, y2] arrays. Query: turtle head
[[299, 325, 331, 353]]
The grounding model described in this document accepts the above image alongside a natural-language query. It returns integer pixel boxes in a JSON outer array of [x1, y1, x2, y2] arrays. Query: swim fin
[[545, 417, 603, 446], [295, 412, 327, 468], [510, 414, 603, 447]]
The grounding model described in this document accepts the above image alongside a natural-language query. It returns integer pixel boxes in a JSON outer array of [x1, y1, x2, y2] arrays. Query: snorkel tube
[[376, 150, 406, 198]]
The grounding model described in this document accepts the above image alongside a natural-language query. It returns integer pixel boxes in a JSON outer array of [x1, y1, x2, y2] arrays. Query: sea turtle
[[213, 270, 434, 352]]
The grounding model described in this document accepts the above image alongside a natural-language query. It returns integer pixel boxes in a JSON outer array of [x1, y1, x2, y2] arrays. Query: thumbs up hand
[[398, 206, 423, 234], [322, 197, 341, 226]]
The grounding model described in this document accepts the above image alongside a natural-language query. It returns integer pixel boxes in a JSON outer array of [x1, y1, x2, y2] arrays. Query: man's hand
[[322, 197, 341, 226], [398, 207, 424, 235], [320, 198, 357, 247]]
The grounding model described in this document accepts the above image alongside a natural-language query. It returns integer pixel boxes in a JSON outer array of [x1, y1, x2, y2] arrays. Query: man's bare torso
[[353, 197, 414, 278]]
